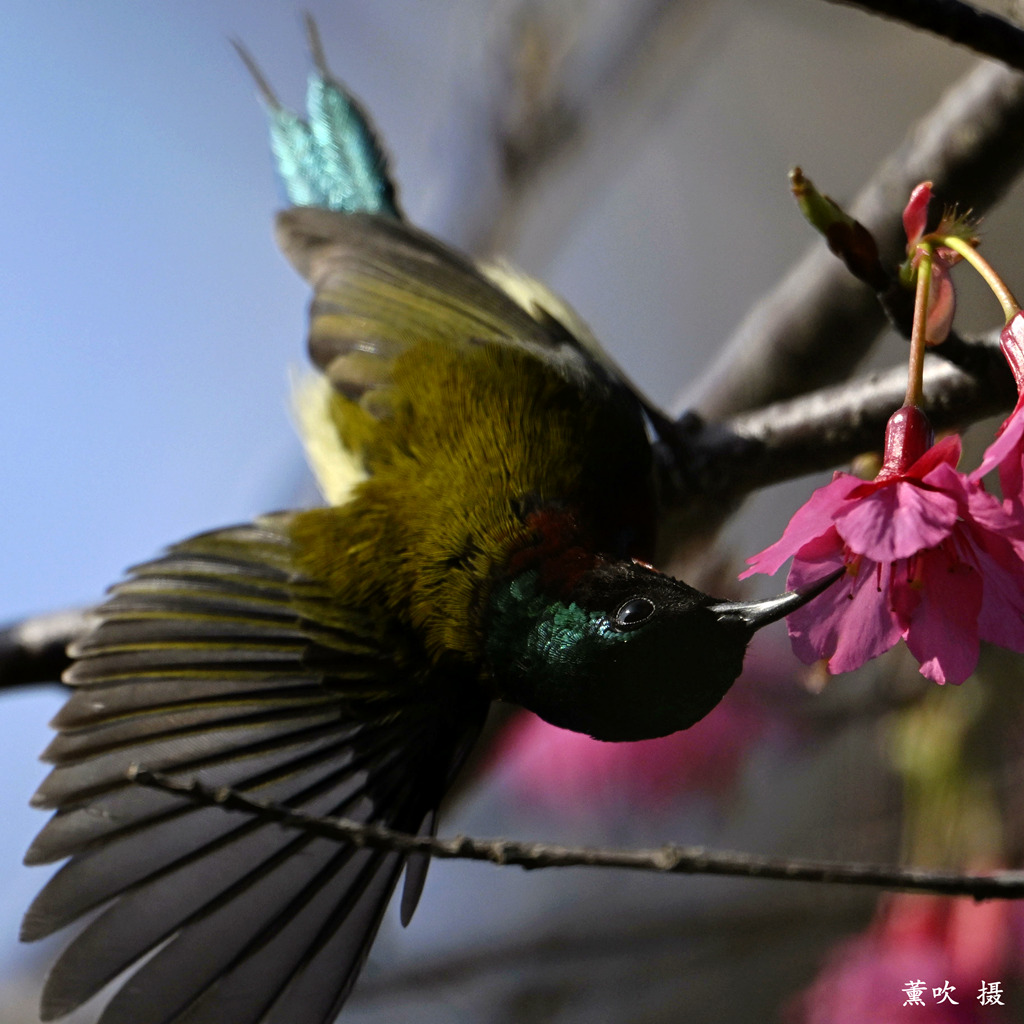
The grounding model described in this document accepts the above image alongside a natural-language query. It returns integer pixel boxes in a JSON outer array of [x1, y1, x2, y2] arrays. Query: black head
[[485, 560, 838, 742]]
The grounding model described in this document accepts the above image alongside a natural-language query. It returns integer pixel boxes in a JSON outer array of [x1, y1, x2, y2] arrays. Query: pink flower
[[971, 311, 1024, 506], [785, 893, 1022, 1024], [742, 406, 1024, 684], [903, 182, 960, 345]]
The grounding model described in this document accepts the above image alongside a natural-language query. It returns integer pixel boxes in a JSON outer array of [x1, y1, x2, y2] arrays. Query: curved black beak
[[709, 567, 844, 631]]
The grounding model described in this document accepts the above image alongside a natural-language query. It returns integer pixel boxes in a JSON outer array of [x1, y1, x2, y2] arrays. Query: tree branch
[[131, 766, 1024, 900], [700, 331, 1013, 497], [825, 0, 1024, 73], [650, 330, 1014, 547], [691, 59, 1024, 421]]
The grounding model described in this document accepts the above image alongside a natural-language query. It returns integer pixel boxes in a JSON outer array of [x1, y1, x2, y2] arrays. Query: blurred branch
[[691, 59, 1024, 420], [133, 766, 1024, 899], [447, 0, 724, 259], [494, 2, 684, 187], [352, 902, 862, 1001], [827, 0, 1024, 71]]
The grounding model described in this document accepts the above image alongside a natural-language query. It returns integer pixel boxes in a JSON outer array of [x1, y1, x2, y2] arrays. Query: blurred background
[[2, 1, 1024, 1021]]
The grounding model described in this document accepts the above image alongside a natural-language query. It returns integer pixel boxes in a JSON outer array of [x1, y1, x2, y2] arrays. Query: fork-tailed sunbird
[[18, 25, 835, 1024]]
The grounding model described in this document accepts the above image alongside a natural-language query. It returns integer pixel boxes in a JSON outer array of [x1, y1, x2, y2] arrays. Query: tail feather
[[235, 17, 400, 217]]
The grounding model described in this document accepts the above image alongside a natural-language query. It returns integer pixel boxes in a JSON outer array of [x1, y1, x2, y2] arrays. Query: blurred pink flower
[[785, 893, 1022, 1023], [489, 668, 780, 815], [971, 312, 1024, 506], [743, 406, 1024, 684]]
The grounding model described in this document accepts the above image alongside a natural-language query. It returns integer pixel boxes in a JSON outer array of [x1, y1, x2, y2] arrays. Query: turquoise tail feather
[[234, 16, 400, 217]]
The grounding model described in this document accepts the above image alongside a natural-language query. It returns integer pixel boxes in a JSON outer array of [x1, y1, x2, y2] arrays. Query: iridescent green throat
[[484, 568, 631, 707]]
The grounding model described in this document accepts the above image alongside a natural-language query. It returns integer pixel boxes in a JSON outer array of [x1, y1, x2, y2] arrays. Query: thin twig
[[130, 766, 1024, 900]]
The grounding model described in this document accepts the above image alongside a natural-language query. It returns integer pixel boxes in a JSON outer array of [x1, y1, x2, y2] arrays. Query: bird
[[18, 20, 837, 1024]]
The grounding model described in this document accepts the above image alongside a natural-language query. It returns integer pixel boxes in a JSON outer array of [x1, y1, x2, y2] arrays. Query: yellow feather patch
[[290, 369, 369, 506], [480, 261, 604, 362], [288, 340, 652, 665]]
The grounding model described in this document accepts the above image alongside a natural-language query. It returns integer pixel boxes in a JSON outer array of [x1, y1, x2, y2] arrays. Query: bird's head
[[485, 559, 836, 742]]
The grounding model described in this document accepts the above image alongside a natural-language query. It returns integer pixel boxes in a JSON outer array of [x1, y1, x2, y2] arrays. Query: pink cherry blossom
[[742, 406, 1024, 684], [971, 311, 1024, 506]]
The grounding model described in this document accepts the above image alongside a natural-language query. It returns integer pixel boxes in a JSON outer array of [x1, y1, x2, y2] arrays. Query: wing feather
[[276, 209, 627, 406], [25, 517, 487, 1024]]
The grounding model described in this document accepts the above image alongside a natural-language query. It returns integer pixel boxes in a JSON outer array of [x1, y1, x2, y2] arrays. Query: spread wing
[[278, 209, 666, 510], [276, 208, 643, 410], [23, 517, 487, 1024]]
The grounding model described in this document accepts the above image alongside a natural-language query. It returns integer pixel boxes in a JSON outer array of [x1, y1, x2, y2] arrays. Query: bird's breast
[[290, 340, 656, 664]]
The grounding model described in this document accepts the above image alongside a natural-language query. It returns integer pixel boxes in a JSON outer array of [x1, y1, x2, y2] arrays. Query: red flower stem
[[940, 234, 1021, 322], [905, 246, 931, 408]]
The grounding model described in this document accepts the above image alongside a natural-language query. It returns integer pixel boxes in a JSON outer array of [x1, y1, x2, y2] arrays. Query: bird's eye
[[613, 597, 655, 629]]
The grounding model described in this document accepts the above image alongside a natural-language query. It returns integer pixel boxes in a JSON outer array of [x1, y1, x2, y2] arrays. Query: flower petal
[[740, 474, 860, 579], [975, 547, 1024, 653], [961, 476, 1024, 538], [970, 403, 1024, 497], [959, 494, 1024, 653], [901, 546, 981, 685], [971, 314, 1024, 499], [902, 181, 932, 248], [907, 432, 962, 479], [999, 310, 1024, 392], [785, 531, 901, 672], [835, 478, 958, 561], [925, 263, 955, 344]]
